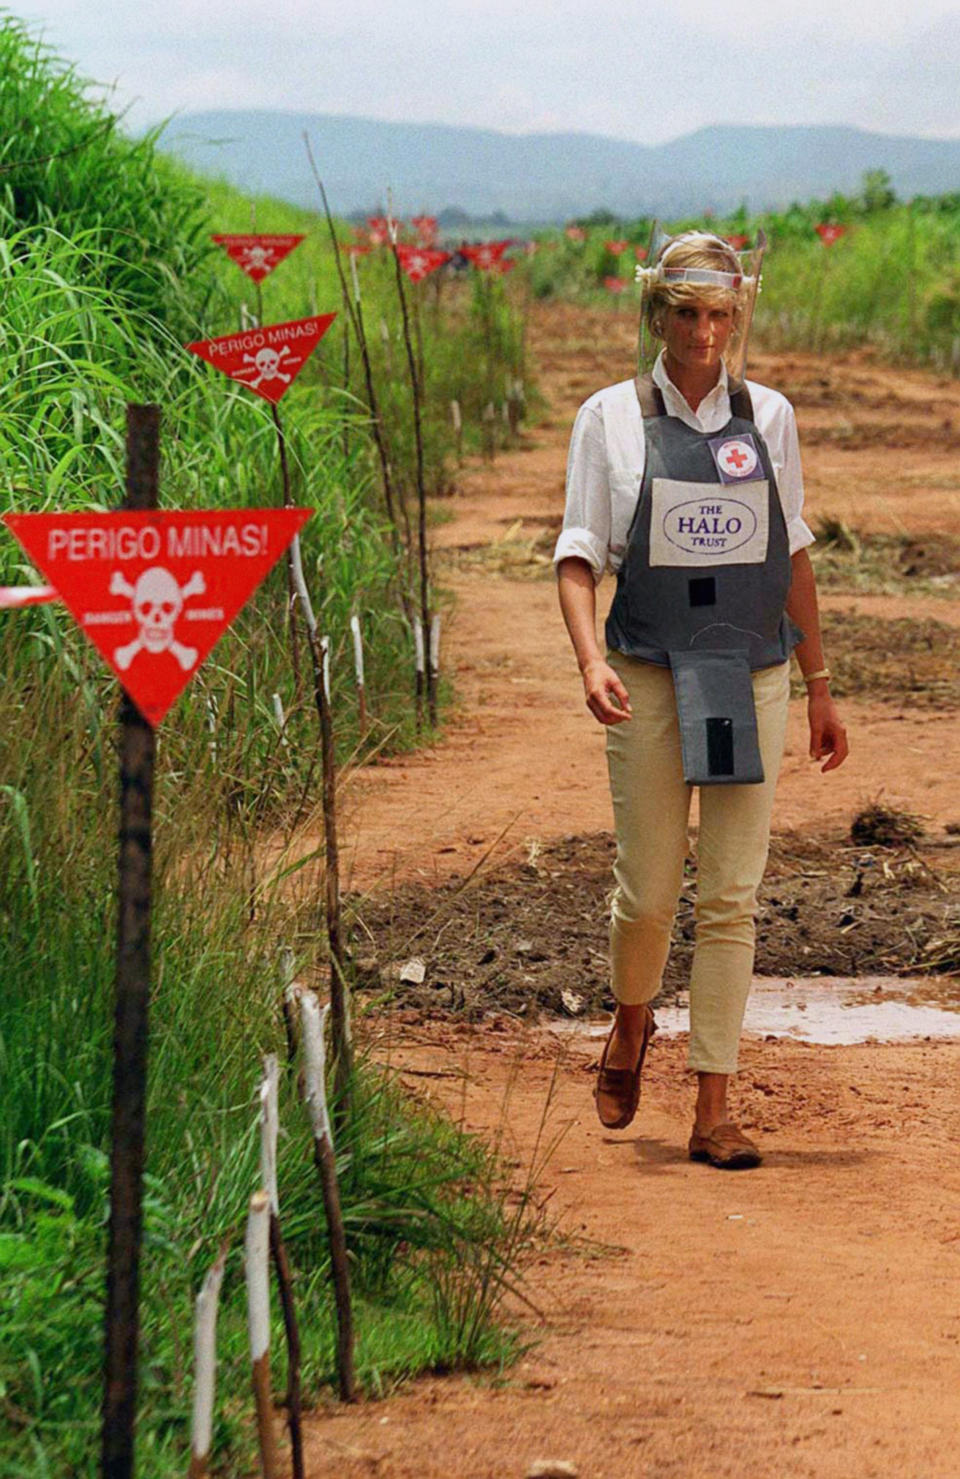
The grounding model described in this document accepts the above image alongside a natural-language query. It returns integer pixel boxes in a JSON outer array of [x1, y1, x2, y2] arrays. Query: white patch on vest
[[714, 437, 758, 479], [649, 479, 769, 566]]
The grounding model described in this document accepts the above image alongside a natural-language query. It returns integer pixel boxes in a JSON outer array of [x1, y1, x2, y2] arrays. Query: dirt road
[[338, 302, 960, 894], [304, 302, 960, 1478]]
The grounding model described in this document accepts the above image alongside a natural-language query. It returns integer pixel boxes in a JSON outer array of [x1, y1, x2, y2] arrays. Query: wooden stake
[[101, 403, 159, 1479], [279, 949, 299, 1070], [270, 403, 302, 703], [303, 137, 411, 575], [188, 1242, 229, 1479], [299, 992, 356, 1401], [245, 1191, 279, 1479], [287, 541, 351, 1104], [388, 212, 435, 728], [259, 1056, 304, 1479]]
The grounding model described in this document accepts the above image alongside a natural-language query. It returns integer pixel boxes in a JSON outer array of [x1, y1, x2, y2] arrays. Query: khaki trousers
[[605, 654, 790, 1074]]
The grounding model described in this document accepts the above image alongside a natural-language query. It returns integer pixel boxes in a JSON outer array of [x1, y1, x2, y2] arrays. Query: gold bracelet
[[803, 667, 831, 684]]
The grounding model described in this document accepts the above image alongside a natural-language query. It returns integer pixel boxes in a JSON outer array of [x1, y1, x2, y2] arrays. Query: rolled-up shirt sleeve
[[778, 402, 815, 555], [554, 399, 610, 583]]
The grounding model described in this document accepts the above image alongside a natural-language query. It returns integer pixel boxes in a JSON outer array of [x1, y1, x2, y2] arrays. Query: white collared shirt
[[554, 351, 814, 582]]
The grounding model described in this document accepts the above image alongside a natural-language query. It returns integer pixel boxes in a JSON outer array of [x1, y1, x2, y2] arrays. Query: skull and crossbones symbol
[[240, 344, 293, 390], [109, 566, 206, 671], [241, 244, 274, 273]]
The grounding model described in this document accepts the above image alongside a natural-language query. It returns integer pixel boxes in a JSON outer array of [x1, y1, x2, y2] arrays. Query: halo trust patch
[[708, 432, 760, 484]]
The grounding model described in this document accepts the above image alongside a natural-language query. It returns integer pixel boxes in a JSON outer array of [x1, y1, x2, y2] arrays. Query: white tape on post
[[413, 618, 425, 677], [190, 1243, 227, 1472], [429, 614, 441, 678], [244, 1191, 271, 1363], [320, 635, 331, 704], [349, 615, 365, 689], [350, 250, 362, 305], [271, 692, 289, 749], [299, 991, 333, 1147], [288, 538, 318, 639], [0, 585, 58, 608], [450, 400, 462, 435], [258, 1055, 280, 1218]]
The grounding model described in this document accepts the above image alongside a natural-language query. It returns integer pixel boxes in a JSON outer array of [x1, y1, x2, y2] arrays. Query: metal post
[[101, 403, 160, 1479]]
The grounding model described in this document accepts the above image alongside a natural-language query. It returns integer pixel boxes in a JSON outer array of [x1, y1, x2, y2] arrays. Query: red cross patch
[[708, 433, 760, 483]]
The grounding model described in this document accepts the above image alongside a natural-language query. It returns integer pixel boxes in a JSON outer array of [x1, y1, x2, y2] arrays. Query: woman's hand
[[808, 688, 848, 772], [582, 658, 632, 725]]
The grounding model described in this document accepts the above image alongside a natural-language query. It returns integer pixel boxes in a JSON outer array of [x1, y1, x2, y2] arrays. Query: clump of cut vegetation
[[851, 802, 925, 847], [809, 517, 960, 597]]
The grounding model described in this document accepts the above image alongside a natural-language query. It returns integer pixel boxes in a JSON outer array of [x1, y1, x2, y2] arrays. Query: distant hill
[[157, 112, 960, 222]]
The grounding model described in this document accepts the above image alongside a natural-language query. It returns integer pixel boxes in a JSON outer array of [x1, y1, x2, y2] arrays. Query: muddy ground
[[297, 301, 960, 1479], [350, 828, 959, 1021]]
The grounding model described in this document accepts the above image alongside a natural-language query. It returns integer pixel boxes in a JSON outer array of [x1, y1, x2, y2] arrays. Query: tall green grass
[[0, 16, 539, 1475]]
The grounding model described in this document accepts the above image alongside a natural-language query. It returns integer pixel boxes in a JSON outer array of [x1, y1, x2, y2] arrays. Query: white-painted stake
[[245, 1190, 278, 1478], [259, 1055, 280, 1217], [271, 692, 289, 748], [188, 1243, 228, 1479], [245, 1191, 271, 1365], [297, 991, 355, 1400], [413, 616, 426, 718], [350, 614, 368, 732], [450, 399, 462, 435], [349, 615, 365, 689], [258, 1050, 305, 1477], [300, 992, 333, 1148], [288, 537, 318, 638], [429, 614, 441, 680], [321, 635, 331, 704], [349, 250, 362, 305]]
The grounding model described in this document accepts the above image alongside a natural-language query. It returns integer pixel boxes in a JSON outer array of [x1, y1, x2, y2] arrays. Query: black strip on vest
[[688, 576, 716, 607], [729, 383, 755, 422], [634, 375, 667, 418], [706, 717, 735, 776]]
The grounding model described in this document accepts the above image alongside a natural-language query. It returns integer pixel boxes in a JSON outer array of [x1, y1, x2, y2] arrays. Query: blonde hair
[[645, 234, 745, 338]]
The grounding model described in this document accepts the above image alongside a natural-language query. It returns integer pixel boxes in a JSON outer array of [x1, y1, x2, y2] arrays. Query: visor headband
[[636, 264, 751, 290]]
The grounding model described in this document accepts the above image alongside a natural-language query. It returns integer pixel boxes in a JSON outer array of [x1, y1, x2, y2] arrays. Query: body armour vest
[[605, 376, 802, 785]]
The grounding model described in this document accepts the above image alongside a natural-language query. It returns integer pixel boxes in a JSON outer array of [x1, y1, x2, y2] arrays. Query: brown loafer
[[594, 1006, 656, 1130], [689, 1121, 762, 1170]]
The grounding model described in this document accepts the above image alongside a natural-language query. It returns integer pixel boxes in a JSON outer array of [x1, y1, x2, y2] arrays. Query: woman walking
[[556, 230, 848, 1168]]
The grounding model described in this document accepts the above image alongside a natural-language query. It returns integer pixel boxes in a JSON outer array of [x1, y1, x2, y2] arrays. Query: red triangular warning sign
[[460, 240, 512, 270], [211, 234, 305, 282], [3, 509, 311, 726], [185, 314, 337, 404], [395, 245, 451, 283]]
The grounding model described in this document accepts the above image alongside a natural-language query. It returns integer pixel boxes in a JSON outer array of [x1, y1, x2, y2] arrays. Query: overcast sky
[[18, 0, 960, 145]]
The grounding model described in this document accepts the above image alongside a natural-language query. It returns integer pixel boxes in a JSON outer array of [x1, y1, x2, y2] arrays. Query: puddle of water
[[552, 976, 960, 1047]]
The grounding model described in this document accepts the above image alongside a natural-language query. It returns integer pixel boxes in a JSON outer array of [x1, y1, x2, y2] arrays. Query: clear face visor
[[636, 226, 767, 389]]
